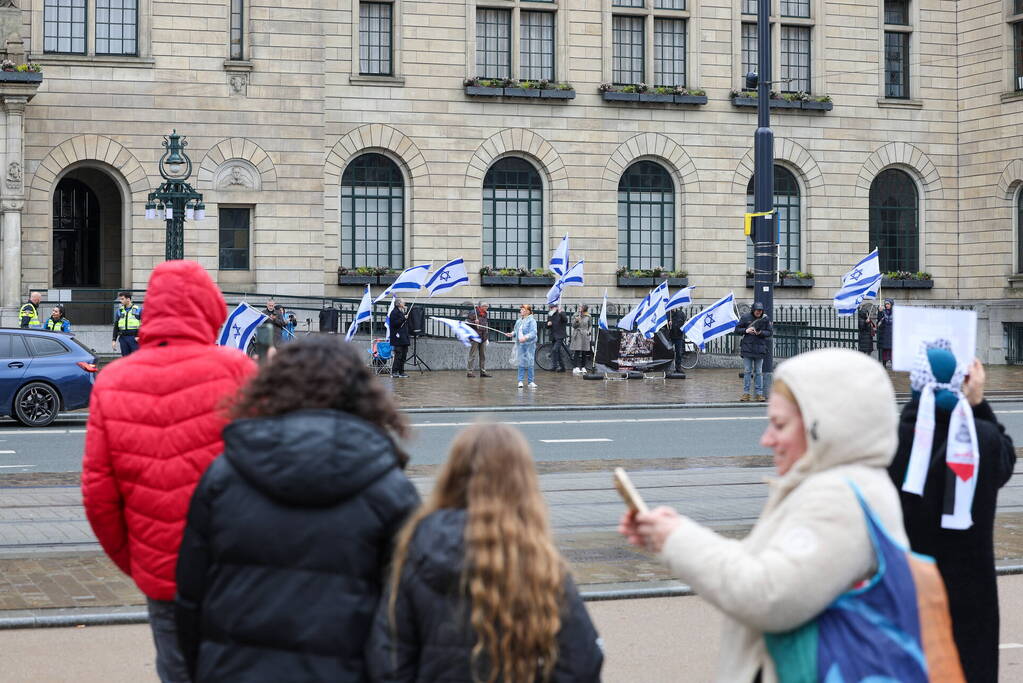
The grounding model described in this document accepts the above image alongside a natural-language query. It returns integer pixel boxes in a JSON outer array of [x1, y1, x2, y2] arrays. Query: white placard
[[892, 306, 977, 371]]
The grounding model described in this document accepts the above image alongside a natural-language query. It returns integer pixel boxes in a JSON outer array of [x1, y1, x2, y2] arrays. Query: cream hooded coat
[[658, 349, 908, 683]]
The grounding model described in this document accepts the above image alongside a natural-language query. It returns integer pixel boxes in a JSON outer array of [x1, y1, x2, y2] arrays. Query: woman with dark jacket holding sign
[[367, 423, 603, 682], [175, 337, 419, 682], [888, 346, 1016, 683]]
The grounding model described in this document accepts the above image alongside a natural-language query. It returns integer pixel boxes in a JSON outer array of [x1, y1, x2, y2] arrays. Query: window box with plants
[[479, 266, 557, 286], [616, 267, 689, 287], [745, 270, 816, 288], [599, 84, 707, 105], [337, 267, 402, 286], [730, 91, 832, 112], [464, 78, 576, 100], [0, 62, 42, 83], [881, 271, 933, 289]]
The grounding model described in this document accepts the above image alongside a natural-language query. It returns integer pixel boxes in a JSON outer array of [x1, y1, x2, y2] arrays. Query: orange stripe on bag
[[907, 555, 966, 682]]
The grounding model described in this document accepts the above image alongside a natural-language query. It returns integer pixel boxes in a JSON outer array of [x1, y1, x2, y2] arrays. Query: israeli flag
[[376, 264, 432, 302], [637, 282, 669, 339], [218, 303, 267, 350], [546, 259, 585, 306], [383, 297, 396, 339], [833, 249, 882, 316], [665, 286, 694, 313], [550, 235, 569, 278], [683, 292, 740, 351], [425, 258, 469, 296], [431, 316, 481, 347], [345, 285, 372, 342], [598, 289, 609, 331], [618, 291, 651, 331], [547, 281, 565, 307]]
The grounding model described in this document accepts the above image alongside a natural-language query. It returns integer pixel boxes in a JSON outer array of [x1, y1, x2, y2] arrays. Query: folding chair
[[369, 339, 393, 375]]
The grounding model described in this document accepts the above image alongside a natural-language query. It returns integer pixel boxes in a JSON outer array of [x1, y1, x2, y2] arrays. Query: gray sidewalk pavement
[[5, 575, 1023, 682]]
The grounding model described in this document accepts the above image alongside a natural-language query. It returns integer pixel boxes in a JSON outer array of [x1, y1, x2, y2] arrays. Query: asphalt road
[[2, 402, 1023, 473]]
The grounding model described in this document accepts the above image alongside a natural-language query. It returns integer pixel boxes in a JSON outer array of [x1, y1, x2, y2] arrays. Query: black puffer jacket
[[366, 509, 604, 682], [735, 312, 772, 359], [888, 400, 1016, 683], [175, 410, 420, 682]]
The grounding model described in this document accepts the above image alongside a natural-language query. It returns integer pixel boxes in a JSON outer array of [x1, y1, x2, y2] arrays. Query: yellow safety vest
[[45, 318, 69, 332], [19, 302, 41, 329], [117, 305, 141, 333]]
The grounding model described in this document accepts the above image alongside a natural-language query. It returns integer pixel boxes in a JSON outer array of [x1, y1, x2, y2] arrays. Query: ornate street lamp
[[146, 130, 205, 260]]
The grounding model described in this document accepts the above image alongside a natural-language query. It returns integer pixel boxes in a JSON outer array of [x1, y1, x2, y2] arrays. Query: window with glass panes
[[95, 0, 138, 55], [612, 15, 645, 84], [1014, 10, 1023, 91], [44, 0, 87, 54], [483, 158, 543, 270], [618, 162, 675, 271], [1017, 186, 1023, 273], [781, 0, 809, 18], [230, 0, 244, 60], [885, 0, 908, 24], [884, 32, 910, 98], [780, 26, 810, 92], [869, 169, 919, 273], [476, 8, 511, 79], [613, 0, 644, 8], [341, 154, 404, 270], [520, 11, 555, 81], [745, 166, 801, 272], [360, 3, 393, 75], [741, 23, 758, 78], [654, 0, 685, 9], [219, 208, 251, 271], [654, 19, 686, 86]]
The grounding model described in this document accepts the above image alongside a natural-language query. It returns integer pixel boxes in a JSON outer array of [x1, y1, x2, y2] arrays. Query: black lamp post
[[146, 130, 205, 261], [751, 0, 775, 370]]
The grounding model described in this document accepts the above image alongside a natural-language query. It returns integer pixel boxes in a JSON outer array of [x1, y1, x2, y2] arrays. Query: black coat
[[668, 308, 687, 341], [176, 410, 420, 683], [548, 310, 569, 341], [389, 307, 410, 347], [887, 400, 1016, 683], [735, 312, 772, 359], [875, 308, 894, 350], [857, 308, 875, 354], [366, 509, 604, 682]]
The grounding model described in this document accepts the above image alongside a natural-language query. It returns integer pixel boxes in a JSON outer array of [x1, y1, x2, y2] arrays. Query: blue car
[[0, 328, 97, 427]]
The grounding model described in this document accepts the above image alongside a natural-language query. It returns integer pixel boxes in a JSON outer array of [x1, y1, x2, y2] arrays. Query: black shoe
[[467, 372, 476, 377], [556, 368, 565, 373], [397, 373, 409, 378], [480, 371, 491, 378]]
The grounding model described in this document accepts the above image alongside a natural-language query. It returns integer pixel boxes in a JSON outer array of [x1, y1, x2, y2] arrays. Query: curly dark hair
[[231, 336, 410, 461]]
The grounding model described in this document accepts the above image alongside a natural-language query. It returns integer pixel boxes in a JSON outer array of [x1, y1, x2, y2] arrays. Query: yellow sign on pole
[[743, 210, 776, 236]]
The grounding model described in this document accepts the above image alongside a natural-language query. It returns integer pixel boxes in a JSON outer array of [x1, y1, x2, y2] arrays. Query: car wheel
[[13, 382, 60, 427]]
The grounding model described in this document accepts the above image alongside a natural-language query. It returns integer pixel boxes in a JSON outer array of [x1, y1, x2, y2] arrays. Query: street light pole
[[753, 0, 775, 369], [146, 130, 205, 261]]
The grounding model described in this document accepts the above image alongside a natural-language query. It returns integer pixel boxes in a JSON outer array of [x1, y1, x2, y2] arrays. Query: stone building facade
[[0, 0, 1020, 358]]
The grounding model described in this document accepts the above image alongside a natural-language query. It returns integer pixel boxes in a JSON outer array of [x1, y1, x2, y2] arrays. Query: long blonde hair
[[388, 423, 565, 682]]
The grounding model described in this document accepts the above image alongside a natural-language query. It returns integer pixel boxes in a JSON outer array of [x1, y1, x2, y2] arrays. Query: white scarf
[[901, 340, 979, 530]]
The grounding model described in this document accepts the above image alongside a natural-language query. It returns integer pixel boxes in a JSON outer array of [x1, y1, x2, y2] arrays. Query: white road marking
[[540, 438, 613, 444], [413, 416, 768, 428], [0, 450, 14, 454], [999, 643, 1023, 649], [0, 428, 86, 435], [0, 464, 34, 469]]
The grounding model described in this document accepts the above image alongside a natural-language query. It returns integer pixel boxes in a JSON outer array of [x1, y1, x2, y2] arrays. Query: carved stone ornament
[[214, 162, 258, 191], [229, 73, 248, 96], [5, 161, 21, 190], [0, 2, 18, 8]]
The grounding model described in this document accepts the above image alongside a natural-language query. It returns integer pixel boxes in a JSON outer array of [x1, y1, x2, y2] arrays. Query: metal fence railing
[[1006, 323, 1023, 365]]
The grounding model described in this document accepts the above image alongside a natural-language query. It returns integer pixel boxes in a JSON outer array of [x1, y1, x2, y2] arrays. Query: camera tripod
[[405, 333, 431, 372]]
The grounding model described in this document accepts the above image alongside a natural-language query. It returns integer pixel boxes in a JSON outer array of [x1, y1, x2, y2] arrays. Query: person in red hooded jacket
[[82, 261, 256, 683]]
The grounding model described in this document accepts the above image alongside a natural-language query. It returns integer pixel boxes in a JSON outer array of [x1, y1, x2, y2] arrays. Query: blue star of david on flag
[[425, 258, 469, 296], [834, 249, 881, 316], [683, 292, 739, 351], [218, 302, 268, 351]]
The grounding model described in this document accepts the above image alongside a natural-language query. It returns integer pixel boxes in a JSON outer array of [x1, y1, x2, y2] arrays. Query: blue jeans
[[743, 357, 764, 395], [517, 365, 535, 383]]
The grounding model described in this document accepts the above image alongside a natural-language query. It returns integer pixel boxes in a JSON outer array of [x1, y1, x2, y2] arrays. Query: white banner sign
[[892, 306, 977, 371]]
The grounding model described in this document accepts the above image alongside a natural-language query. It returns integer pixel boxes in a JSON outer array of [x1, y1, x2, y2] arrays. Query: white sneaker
[[571, 367, 580, 374], [517, 381, 524, 388], [528, 382, 538, 388]]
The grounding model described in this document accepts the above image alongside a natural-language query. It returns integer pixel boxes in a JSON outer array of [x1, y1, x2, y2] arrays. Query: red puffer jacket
[[82, 260, 256, 601]]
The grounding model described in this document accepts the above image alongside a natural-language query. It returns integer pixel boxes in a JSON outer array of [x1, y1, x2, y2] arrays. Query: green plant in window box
[[555, 82, 573, 91]]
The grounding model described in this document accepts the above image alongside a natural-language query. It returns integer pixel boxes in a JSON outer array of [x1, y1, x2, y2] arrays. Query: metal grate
[[341, 153, 404, 270], [612, 15, 645, 84], [1006, 323, 1023, 365], [618, 161, 675, 271], [869, 168, 919, 273]]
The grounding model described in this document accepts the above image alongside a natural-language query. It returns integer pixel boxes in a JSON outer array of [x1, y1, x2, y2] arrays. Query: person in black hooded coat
[[175, 337, 420, 683], [888, 356, 1015, 683], [367, 423, 603, 682]]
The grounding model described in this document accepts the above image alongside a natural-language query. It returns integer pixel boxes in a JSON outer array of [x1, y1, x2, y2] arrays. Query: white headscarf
[[902, 339, 979, 530]]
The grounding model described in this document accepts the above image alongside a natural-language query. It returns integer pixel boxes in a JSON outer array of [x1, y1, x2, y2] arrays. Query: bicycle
[[678, 340, 700, 369], [535, 339, 573, 371]]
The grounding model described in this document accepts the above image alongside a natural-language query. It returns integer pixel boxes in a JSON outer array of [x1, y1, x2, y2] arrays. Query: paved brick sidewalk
[[385, 365, 1023, 409]]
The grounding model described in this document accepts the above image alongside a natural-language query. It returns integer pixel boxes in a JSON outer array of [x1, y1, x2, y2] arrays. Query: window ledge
[[1000, 91, 1023, 103], [1008, 275, 1023, 287], [224, 60, 253, 72], [349, 74, 405, 86], [877, 97, 923, 109], [29, 54, 155, 68]]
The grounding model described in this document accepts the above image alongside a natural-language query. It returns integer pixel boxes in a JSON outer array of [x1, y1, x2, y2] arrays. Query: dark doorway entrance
[[52, 168, 123, 289]]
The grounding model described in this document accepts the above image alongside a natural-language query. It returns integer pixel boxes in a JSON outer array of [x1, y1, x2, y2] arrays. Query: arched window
[[745, 165, 801, 272], [869, 168, 919, 273], [482, 157, 543, 270], [1017, 185, 1023, 274], [618, 161, 675, 270], [341, 153, 404, 269]]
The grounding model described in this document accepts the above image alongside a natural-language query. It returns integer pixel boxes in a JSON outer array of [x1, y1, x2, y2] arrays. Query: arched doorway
[[52, 167, 123, 288]]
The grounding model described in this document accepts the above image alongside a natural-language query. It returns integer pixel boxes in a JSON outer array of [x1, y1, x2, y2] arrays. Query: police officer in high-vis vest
[[113, 291, 142, 356], [19, 291, 42, 329], [45, 305, 72, 333]]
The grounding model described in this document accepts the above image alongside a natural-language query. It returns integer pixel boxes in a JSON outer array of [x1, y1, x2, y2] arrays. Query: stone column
[[1, 95, 25, 308]]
